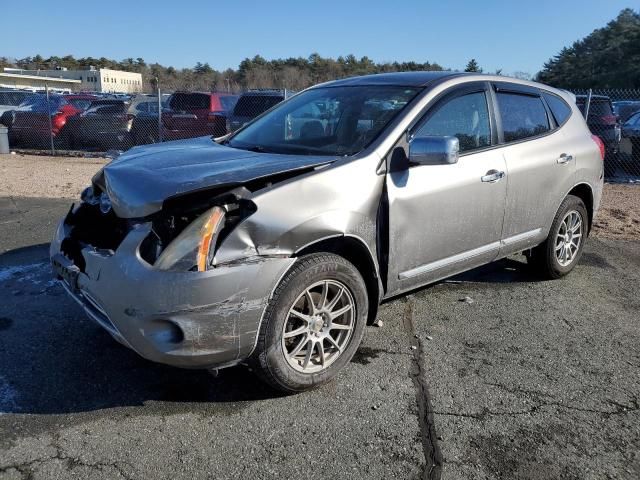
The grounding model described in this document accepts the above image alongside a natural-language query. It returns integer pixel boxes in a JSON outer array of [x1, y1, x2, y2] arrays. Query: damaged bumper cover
[[50, 219, 295, 369]]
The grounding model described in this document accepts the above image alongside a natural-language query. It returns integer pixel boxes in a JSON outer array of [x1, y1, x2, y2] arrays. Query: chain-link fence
[[570, 89, 640, 182], [2, 85, 640, 182], [0, 86, 290, 155]]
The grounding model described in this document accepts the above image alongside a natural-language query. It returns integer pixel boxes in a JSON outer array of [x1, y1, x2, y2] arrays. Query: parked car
[[613, 100, 640, 122], [226, 89, 285, 133], [51, 72, 603, 392], [62, 99, 132, 150], [621, 110, 640, 156], [0, 90, 33, 116], [7, 94, 83, 148], [163, 92, 238, 139], [127, 94, 169, 118], [131, 92, 238, 145], [575, 95, 621, 176]]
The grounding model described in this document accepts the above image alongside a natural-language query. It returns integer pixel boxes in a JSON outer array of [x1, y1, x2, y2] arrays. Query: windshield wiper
[[244, 145, 268, 153], [228, 142, 273, 153]]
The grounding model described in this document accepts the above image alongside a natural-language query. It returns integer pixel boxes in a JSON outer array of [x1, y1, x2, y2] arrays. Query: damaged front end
[[51, 182, 296, 369]]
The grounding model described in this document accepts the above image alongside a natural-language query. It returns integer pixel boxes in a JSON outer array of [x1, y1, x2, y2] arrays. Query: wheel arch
[[567, 183, 594, 233], [294, 235, 382, 325]]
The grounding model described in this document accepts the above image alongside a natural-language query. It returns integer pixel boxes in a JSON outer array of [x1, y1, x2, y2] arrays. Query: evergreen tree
[[537, 8, 640, 88], [464, 59, 482, 73]]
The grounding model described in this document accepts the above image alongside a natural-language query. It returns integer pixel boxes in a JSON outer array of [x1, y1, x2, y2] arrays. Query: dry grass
[[1, 153, 639, 239], [592, 183, 640, 240]]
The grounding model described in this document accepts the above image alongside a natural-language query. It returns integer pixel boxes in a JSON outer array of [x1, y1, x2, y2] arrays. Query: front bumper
[[50, 217, 295, 369]]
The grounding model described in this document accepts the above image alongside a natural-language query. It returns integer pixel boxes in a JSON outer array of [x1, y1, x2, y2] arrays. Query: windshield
[[0, 91, 31, 106], [18, 94, 66, 113], [227, 86, 420, 156]]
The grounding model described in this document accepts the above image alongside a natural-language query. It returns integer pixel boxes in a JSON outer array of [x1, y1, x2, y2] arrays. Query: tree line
[[0, 53, 446, 92]]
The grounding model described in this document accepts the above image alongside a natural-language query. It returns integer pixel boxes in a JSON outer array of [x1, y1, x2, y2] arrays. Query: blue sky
[[4, 0, 634, 75]]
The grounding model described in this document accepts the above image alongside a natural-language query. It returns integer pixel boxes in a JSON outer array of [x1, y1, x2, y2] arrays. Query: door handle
[[481, 170, 505, 183], [557, 153, 574, 164]]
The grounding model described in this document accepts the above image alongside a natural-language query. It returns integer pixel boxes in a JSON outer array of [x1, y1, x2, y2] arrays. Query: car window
[[228, 86, 419, 156], [576, 98, 613, 117], [84, 103, 126, 115], [19, 95, 66, 113], [219, 96, 238, 112], [625, 112, 640, 127], [497, 93, 550, 142], [233, 95, 284, 117], [0, 91, 31, 106], [67, 99, 93, 111], [543, 93, 572, 126], [415, 91, 491, 153], [169, 93, 210, 111]]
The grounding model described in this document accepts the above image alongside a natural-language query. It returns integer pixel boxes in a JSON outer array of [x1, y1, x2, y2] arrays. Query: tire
[[250, 253, 368, 393], [528, 195, 588, 279]]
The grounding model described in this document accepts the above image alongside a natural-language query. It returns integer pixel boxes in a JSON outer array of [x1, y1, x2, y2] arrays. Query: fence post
[[45, 83, 55, 155], [157, 83, 163, 143], [584, 88, 592, 121]]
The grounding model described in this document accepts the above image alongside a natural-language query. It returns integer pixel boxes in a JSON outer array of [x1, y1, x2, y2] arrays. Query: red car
[[161, 92, 238, 140], [8, 93, 91, 149]]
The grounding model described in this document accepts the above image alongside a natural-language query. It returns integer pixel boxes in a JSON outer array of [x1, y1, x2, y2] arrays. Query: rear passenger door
[[494, 83, 576, 255]]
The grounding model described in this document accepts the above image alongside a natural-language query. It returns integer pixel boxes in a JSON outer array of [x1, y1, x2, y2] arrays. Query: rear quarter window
[[497, 92, 550, 143], [233, 95, 284, 117], [169, 93, 210, 111], [576, 98, 613, 117], [543, 93, 572, 126], [219, 96, 238, 112]]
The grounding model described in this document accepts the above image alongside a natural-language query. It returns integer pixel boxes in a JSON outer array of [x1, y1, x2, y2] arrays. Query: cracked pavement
[[1, 197, 639, 479]]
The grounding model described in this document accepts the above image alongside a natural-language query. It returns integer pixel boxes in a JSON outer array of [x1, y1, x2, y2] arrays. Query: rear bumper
[[50, 217, 295, 369], [9, 127, 53, 147]]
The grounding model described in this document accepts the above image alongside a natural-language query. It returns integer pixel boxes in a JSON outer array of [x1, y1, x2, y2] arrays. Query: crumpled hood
[[93, 136, 336, 218]]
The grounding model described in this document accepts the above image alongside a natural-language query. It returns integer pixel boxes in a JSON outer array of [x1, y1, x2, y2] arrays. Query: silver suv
[[51, 72, 603, 392]]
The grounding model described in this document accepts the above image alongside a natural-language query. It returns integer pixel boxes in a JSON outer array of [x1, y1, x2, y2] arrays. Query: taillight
[[591, 135, 605, 160], [51, 112, 66, 134]]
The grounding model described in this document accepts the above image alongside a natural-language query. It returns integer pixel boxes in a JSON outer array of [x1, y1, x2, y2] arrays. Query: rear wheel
[[250, 253, 368, 393], [528, 195, 588, 279]]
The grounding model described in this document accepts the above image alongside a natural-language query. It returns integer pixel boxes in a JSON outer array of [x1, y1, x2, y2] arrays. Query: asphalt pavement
[[0, 196, 638, 479]]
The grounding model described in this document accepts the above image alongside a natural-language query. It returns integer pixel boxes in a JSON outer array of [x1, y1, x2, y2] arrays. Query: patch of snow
[[0, 261, 51, 285], [0, 376, 19, 414]]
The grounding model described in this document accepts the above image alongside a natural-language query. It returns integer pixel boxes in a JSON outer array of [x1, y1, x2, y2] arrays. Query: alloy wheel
[[555, 210, 583, 267], [281, 280, 355, 373]]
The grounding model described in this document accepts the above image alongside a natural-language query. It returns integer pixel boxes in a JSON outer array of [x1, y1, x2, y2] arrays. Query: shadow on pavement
[[0, 243, 545, 416], [0, 244, 284, 416]]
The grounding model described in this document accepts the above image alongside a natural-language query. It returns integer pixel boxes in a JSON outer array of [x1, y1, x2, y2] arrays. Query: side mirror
[[408, 136, 459, 166]]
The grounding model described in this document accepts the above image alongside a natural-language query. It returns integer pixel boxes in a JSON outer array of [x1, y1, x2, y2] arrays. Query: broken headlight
[[155, 206, 226, 272]]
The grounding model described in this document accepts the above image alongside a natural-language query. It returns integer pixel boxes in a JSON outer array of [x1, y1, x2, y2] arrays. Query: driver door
[[385, 83, 508, 295]]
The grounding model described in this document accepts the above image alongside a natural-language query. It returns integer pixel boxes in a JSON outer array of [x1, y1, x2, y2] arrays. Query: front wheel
[[528, 195, 588, 279], [250, 253, 368, 393]]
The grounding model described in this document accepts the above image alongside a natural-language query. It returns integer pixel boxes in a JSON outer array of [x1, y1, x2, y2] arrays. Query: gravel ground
[[0, 154, 107, 200], [593, 184, 640, 240]]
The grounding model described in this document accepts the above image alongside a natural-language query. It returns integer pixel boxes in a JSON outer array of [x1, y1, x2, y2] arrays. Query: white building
[[2, 67, 144, 94], [0, 71, 80, 93]]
